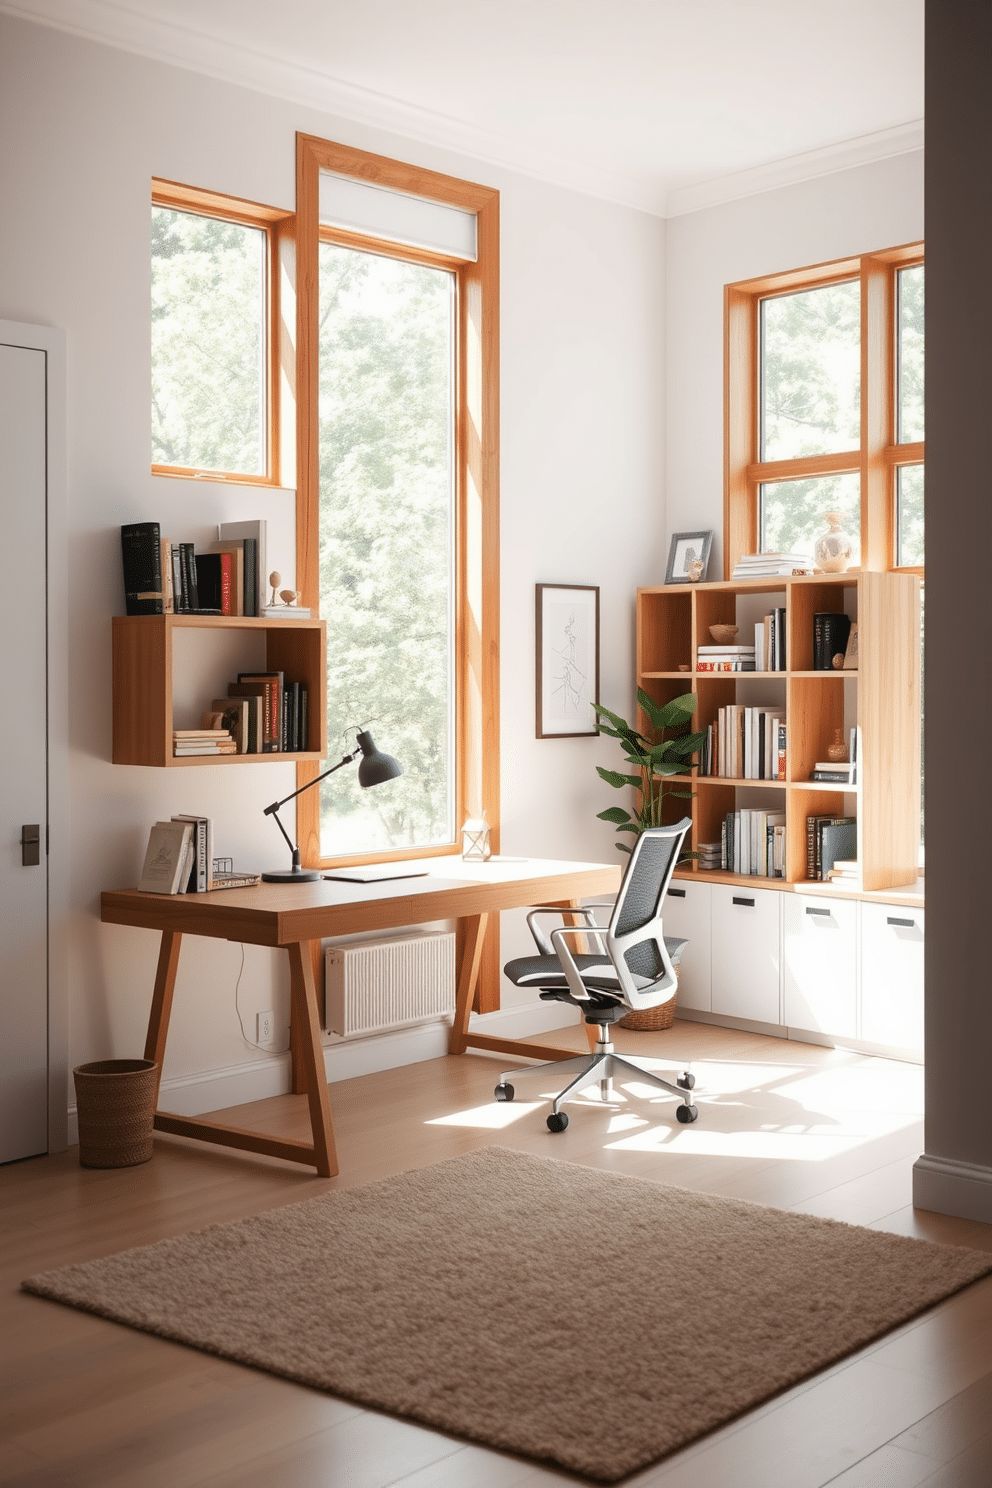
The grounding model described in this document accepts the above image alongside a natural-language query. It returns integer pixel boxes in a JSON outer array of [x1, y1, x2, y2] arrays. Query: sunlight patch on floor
[[426, 1101, 543, 1129]]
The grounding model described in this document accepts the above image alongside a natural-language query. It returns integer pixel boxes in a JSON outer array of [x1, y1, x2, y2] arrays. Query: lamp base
[[261, 867, 323, 883]]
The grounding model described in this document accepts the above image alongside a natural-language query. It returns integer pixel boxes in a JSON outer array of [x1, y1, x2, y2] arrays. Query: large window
[[294, 136, 500, 873], [726, 244, 924, 576], [150, 180, 292, 486], [317, 243, 456, 853]]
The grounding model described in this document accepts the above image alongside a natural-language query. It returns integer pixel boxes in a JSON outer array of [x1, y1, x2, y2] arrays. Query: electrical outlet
[[257, 1010, 275, 1044]]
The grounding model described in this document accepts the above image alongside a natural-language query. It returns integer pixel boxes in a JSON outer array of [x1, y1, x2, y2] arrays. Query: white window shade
[[319, 172, 477, 261]]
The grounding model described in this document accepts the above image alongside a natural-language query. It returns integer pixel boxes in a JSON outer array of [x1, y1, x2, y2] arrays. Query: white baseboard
[[913, 1153, 992, 1223], [65, 1001, 579, 1144]]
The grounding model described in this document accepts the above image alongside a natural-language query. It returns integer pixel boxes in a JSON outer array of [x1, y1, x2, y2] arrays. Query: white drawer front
[[664, 879, 711, 1011], [711, 884, 781, 1024], [783, 894, 857, 1038], [860, 903, 925, 1052]]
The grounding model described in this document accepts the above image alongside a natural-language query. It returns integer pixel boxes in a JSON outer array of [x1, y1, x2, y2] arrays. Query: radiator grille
[[324, 932, 456, 1038]]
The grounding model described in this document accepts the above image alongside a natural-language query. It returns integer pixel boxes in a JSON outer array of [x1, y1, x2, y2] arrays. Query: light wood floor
[[2, 1019, 991, 1488]]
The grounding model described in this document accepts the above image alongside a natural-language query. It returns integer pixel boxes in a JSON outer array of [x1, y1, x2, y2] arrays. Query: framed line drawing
[[665, 529, 713, 584], [536, 584, 600, 738]]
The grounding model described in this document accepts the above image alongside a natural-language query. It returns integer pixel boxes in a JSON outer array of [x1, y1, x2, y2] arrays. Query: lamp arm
[[262, 749, 358, 819]]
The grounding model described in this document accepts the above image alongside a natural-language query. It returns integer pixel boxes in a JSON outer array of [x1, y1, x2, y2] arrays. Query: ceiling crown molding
[[0, 0, 667, 215], [665, 119, 925, 218]]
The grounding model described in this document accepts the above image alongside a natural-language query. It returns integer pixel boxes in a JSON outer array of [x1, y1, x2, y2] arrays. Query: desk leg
[[143, 931, 182, 1100], [448, 912, 489, 1055], [287, 941, 338, 1179]]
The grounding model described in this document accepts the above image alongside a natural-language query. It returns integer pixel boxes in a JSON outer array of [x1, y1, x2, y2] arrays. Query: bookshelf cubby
[[637, 571, 921, 893], [112, 614, 327, 767]]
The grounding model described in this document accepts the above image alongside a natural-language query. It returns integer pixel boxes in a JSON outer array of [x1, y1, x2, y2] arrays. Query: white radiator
[[324, 932, 456, 1038]]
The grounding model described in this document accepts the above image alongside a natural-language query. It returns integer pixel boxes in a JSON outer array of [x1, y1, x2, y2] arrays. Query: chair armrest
[[525, 905, 603, 956], [547, 923, 633, 1004]]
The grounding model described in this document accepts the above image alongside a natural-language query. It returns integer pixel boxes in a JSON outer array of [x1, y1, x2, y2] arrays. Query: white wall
[[0, 16, 667, 1104], [664, 152, 924, 578]]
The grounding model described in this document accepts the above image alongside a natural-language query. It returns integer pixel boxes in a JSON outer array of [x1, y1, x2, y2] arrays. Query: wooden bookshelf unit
[[112, 614, 327, 767], [638, 571, 921, 893]]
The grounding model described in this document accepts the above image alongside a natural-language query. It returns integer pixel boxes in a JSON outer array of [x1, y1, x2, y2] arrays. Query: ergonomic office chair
[[496, 819, 698, 1131]]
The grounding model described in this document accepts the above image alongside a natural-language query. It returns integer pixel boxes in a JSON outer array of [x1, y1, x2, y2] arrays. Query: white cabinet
[[860, 903, 925, 1052], [711, 884, 781, 1025], [664, 880, 711, 1012], [783, 894, 857, 1039]]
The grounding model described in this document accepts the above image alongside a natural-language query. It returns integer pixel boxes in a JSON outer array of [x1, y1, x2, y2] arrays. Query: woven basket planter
[[73, 1059, 158, 1168], [618, 969, 679, 1031]]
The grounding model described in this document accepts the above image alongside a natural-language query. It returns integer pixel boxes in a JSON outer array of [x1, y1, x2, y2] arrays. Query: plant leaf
[[596, 806, 633, 825], [596, 767, 644, 790]]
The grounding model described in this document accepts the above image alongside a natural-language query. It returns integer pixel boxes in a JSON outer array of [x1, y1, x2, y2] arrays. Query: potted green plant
[[593, 691, 704, 855]]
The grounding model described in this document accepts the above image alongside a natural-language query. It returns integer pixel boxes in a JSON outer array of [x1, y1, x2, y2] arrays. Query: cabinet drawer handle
[[806, 907, 831, 917], [887, 916, 915, 928], [668, 887, 686, 898], [733, 896, 755, 908]]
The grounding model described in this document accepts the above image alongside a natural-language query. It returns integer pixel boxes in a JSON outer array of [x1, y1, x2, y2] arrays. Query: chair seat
[[504, 937, 687, 993]]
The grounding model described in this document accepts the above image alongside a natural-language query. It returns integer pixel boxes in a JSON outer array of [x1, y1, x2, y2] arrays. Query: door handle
[[732, 896, 755, 908], [668, 887, 686, 898], [20, 824, 40, 867], [806, 907, 831, 917], [887, 916, 915, 928]]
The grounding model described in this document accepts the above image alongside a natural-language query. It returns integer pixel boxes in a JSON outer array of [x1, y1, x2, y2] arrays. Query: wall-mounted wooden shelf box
[[637, 571, 921, 893], [112, 614, 327, 767]]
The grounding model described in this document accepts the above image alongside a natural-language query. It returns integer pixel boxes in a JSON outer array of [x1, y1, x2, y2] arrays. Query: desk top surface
[[101, 855, 622, 947]]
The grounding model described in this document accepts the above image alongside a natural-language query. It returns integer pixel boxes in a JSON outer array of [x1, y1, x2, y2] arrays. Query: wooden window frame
[[293, 134, 500, 886], [725, 241, 924, 578], [151, 178, 295, 488]]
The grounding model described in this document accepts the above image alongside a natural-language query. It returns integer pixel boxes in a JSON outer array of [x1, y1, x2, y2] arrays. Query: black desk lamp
[[261, 730, 402, 883]]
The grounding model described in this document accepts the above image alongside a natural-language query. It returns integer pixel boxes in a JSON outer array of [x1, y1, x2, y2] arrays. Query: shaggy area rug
[[23, 1148, 992, 1482]]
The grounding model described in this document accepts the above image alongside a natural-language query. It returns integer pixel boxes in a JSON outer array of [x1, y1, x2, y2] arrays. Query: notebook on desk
[[322, 866, 429, 883]]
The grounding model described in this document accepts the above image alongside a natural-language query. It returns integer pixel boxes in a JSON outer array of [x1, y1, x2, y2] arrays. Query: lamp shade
[[356, 730, 403, 787]]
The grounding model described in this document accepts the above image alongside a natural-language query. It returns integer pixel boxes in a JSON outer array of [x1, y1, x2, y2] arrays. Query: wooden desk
[[101, 855, 620, 1177]]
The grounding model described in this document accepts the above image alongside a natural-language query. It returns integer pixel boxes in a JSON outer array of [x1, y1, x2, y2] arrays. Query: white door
[[0, 341, 49, 1161], [663, 880, 712, 1011], [861, 904, 925, 1053]]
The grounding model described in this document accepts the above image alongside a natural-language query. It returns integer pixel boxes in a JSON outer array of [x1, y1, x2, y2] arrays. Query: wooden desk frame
[[101, 859, 620, 1178]]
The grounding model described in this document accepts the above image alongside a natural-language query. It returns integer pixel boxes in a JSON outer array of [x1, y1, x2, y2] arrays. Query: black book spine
[[299, 685, 308, 752], [170, 543, 186, 612], [120, 522, 163, 615], [180, 543, 199, 611]]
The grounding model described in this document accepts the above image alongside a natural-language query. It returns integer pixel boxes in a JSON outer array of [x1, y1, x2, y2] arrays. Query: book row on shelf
[[173, 673, 309, 756], [121, 520, 309, 619], [697, 706, 786, 781], [806, 815, 857, 882], [719, 810, 787, 878], [692, 614, 858, 675], [138, 816, 260, 894]]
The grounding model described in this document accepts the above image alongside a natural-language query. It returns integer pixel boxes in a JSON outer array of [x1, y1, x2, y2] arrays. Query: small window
[[897, 264, 925, 445], [760, 280, 860, 462], [150, 181, 290, 485]]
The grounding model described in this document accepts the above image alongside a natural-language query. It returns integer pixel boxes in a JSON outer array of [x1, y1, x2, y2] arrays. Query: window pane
[[318, 243, 455, 856], [898, 264, 925, 443], [760, 472, 860, 559], [897, 465, 924, 567], [760, 281, 860, 461], [151, 207, 265, 474]]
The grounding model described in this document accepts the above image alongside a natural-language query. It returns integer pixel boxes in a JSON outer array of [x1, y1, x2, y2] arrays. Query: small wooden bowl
[[709, 624, 739, 644]]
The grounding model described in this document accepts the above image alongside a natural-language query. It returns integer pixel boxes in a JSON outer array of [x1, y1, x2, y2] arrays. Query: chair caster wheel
[[677, 1073, 695, 1091], [676, 1104, 698, 1124], [547, 1111, 569, 1132], [494, 1082, 514, 1102]]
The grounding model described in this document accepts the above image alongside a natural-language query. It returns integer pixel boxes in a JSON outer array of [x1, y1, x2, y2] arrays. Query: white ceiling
[[1, 0, 924, 215]]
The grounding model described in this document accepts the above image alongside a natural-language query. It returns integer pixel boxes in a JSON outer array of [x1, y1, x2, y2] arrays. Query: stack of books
[[731, 552, 814, 578], [137, 814, 261, 893], [696, 644, 755, 672], [172, 728, 237, 757], [809, 730, 858, 783], [120, 519, 276, 618], [826, 858, 860, 885]]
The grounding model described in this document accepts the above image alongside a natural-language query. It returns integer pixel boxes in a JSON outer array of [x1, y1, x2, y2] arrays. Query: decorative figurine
[[813, 513, 854, 573], [826, 728, 849, 763], [269, 571, 281, 606]]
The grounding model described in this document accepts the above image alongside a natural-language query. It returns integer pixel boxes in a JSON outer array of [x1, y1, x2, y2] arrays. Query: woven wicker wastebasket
[[73, 1059, 158, 1168], [618, 968, 679, 1031]]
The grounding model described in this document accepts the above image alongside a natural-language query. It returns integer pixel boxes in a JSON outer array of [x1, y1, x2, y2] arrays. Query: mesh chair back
[[611, 819, 691, 981]]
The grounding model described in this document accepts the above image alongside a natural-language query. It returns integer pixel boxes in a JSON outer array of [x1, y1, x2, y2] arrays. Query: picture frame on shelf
[[535, 583, 600, 739], [665, 530, 713, 584]]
